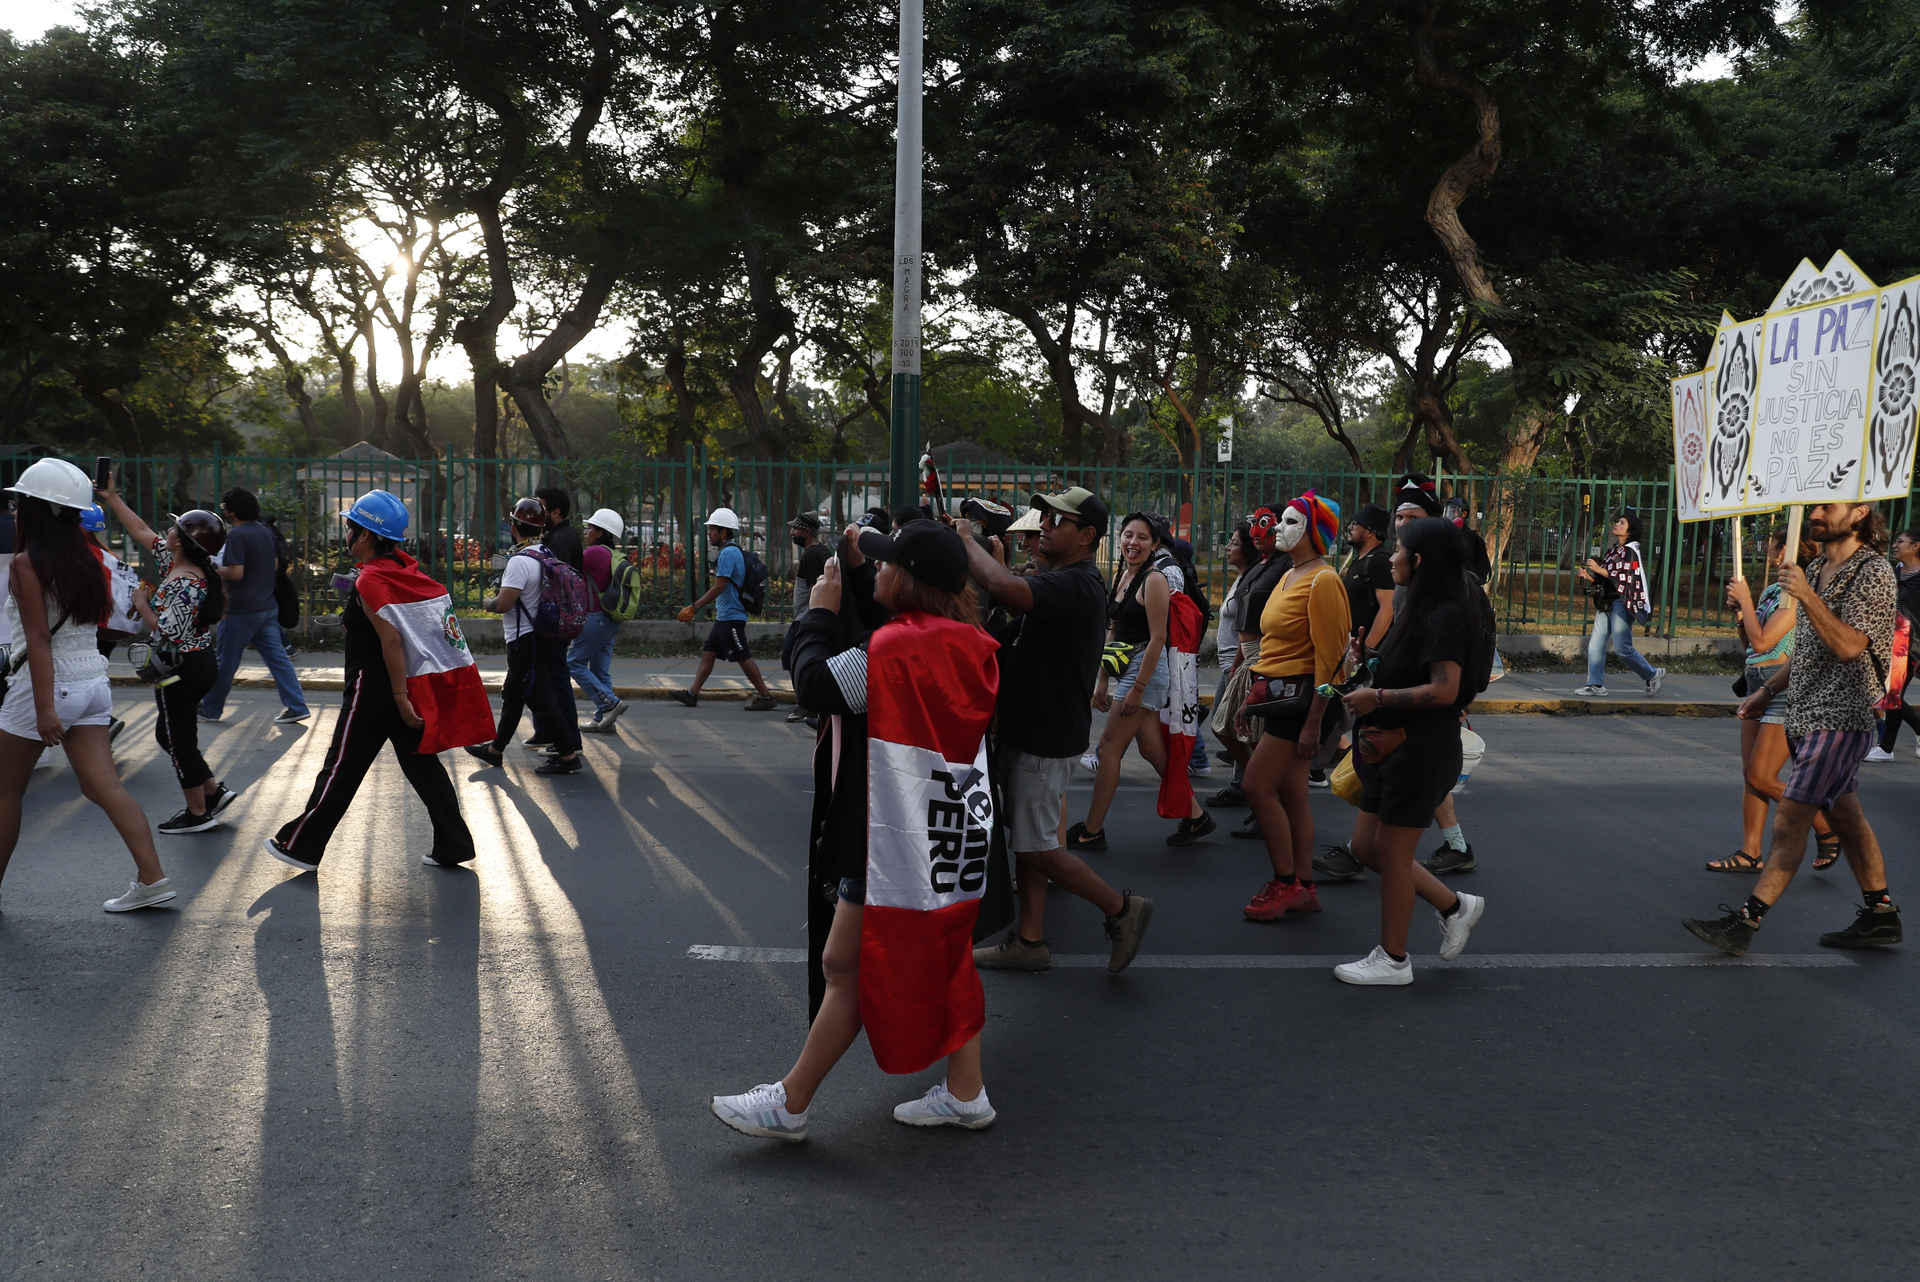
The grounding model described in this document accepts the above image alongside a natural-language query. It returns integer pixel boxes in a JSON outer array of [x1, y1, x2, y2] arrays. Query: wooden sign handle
[[1783, 505, 1803, 566], [1731, 516, 1742, 582]]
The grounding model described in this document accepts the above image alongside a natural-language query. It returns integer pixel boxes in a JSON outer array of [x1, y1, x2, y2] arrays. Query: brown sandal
[[1706, 851, 1763, 873], [1814, 834, 1843, 871]]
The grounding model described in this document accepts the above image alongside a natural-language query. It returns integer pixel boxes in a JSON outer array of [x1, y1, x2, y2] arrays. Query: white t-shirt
[[501, 550, 544, 642]]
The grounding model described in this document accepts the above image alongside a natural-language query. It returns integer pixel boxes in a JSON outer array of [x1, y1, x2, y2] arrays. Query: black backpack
[[1460, 572, 1498, 698], [737, 548, 770, 616]]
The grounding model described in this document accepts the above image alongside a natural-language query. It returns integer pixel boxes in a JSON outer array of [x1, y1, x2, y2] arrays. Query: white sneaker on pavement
[[1334, 945, 1413, 986], [711, 1082, 809, 1142], [1572, 685, 1608, 698], [1865, 746, 1895, 762], [1646, 668, 1667, 696], [1438, 891, 1486, 961], [104, 878, 177, 913], [892, 1081, 996, 1129], [1078, 751, 1100, 772]]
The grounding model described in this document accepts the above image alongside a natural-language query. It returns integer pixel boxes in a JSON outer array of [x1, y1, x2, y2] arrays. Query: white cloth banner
[[864, 737, 992, 912]]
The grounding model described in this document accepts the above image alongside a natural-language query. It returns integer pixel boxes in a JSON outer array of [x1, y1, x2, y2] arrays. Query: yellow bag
[[1329, 751, 1363, 806]]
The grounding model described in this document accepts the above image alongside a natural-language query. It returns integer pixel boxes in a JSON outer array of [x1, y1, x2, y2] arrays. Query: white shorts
[[0, 674, 114, 742], [1006, 751, 1075, 853]]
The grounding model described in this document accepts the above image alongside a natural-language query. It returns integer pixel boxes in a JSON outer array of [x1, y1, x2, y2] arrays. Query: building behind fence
[[10, 443, 1916, 638]]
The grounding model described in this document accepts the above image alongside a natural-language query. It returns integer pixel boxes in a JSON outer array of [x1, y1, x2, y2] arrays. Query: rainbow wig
[[1288, 490, 1340, 557]]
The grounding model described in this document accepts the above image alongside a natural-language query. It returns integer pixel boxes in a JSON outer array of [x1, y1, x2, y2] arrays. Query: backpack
[[737, 548, 770, 616], [512, 545, 589, 640], [600, 555, 645, 623], [1460, 571, 1499, 699]]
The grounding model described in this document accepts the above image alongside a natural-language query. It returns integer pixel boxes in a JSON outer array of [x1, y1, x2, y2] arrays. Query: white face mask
[[1276, 506, 1308, 552]]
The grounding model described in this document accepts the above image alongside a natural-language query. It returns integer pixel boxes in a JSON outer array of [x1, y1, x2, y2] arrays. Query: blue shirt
[[715, 543, 746, 621]]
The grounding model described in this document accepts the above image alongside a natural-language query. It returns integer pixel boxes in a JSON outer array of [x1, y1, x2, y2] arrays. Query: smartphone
[[93, 456, 113, 492]]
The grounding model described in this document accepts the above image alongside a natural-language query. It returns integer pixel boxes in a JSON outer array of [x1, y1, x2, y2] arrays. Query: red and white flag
[[353, 553, 497, 755], [1157, 590, 1205, 819], [860, 610, 1001, 1075]]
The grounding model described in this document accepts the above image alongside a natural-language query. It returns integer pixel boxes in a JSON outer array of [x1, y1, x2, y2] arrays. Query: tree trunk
[[664, 334, 699, 458], [72, 372, 144, 454], [1482, 403, 1560, 587], [501, 243, 627, 461]]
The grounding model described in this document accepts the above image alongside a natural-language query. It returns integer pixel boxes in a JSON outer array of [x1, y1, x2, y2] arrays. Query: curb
[[108, 674, 774, 702]]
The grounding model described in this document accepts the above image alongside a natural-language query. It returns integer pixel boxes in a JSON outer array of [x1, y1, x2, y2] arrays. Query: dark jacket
[[541, 520, 585, 576]]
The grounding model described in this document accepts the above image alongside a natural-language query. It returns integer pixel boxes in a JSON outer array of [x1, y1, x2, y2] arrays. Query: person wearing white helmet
[[672, 507, 776, 711], [0, 458, 176, 913], [571, 507, 629, 733]]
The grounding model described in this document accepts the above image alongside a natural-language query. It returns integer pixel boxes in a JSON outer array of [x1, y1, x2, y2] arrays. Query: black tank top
[[1108, 563, 1158, 644]]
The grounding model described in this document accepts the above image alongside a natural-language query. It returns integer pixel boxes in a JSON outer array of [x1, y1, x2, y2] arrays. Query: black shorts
[[1359, 721, 1463, 828], [1264, 697, 1340, 744], [704, 619, 751, 663]]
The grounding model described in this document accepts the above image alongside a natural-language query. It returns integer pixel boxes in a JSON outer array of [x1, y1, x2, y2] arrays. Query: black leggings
[[154, 647, 218, 792], [1880, 688, 1920, 751]]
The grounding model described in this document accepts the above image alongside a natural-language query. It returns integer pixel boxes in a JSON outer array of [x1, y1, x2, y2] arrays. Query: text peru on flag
[[1688, 250, 1920, 515]]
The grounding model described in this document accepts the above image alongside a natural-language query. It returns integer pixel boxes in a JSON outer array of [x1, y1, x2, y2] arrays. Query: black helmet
[[511, 497, 546, 532], [173, 509, 227, 556]]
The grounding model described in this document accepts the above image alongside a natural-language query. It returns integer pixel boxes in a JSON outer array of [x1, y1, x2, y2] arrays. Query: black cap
[[856, 519, 970, 591], [1353, 503, 1389, 537], [788, 512, 822, 533], [1394, 474, 1441, 517]]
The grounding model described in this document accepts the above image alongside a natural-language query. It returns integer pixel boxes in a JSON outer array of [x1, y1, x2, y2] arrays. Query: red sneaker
[[1244, 879, 1290, 921], [1288, 883, 1323, 914]]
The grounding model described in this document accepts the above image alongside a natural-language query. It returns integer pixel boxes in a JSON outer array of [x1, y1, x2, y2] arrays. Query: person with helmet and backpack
[[0, 459, 177, 913], [1331, 516, 1487, 985], [671, 507, 777, 711], [571, 508, 630, 734], [466, 497, 585, 774], [263, 489, 483, 872], [95, 483, 242, 833]]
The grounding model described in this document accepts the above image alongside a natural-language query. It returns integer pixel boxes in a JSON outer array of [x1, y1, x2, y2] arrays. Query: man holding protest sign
[[1684, 501, 1902, 955]]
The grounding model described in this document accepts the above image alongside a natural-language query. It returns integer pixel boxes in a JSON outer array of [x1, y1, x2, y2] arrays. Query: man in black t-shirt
[[1343, 503, 1395, 649], [962, 487, 1156, 975]]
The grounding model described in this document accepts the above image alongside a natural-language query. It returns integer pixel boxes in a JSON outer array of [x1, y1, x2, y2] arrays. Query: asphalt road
[[2, 689, 1916, 1279]]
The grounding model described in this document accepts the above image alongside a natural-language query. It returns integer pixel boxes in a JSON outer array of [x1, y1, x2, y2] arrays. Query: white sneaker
[[104, 878, 177, 912], [1647, 668, 1667, 696], [711, 1082, 808, 1142], [197, 712, 222, 723], [1078, 751, 1100, 772], [1912, 744, 1919, 759], [1865, 746, 1896, 762], [1188, 761, 1212, 777], [892, 1080, 996, 1130], [263, 836, 318, 873], [1572, 685, 1608, 698], [1334, 945, 1413, 986], [1438, 891, 1485, 961]]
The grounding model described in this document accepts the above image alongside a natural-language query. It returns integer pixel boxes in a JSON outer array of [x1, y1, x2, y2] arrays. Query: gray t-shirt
[[223, 521, 280, 614]]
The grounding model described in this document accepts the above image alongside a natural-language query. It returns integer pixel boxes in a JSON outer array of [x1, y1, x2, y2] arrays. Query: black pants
[[495, 634, 579, 755], [154, 648, 218, 792], [1880, 689, 1920, 751], [274, 668, 475, 866]]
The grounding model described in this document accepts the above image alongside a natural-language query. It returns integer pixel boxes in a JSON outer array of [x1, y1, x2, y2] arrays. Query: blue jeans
[[201, 608, 309, 718], [1587, 600, 1657, 687], [567, 612, 621, 712]]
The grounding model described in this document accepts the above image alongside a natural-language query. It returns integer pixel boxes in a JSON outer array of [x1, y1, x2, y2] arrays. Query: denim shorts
[[1112, 648, 1171, 711], [1746, 662, 1788, 726]]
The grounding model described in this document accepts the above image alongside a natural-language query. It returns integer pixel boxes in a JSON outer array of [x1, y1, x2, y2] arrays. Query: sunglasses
[[1039, 510, 1085, 529]]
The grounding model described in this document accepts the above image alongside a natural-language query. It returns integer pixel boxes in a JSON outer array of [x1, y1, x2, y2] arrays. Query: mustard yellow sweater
[[1253, 566, 1351, 686]]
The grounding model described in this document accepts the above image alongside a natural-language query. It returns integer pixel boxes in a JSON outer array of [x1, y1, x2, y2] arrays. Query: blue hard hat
[[345, 489, 409, 539], [80, 503, 107, 532]]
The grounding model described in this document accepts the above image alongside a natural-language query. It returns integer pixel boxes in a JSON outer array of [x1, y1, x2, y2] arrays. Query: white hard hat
[[584, 508, 625, 540], [706, 506, 741, 530], [6, 458, 94, 511]]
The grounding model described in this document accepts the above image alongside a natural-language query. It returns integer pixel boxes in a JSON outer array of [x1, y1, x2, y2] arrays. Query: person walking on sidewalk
[[672, 507, 776, 711], [1239, 491, 1349, 921], [1710, 527, 1837, 871], [966, 488, 1154, 975], [0, 459, 177, 913], [1865, 527, 1920, 760], [782, 512, 832, 723], [1331, 517, 1486, 985], [265, 490, 486, 873], [1684, 501, 1902, 955], [96, 483, 241, 834], [1573, 512, 1666, 699], [198, 487, 310, 726], [571, 508, 629, 735], [465, 498, 584, 775]]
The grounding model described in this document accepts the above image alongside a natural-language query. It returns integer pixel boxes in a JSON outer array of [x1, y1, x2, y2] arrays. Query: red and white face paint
[[1249, 508, 1281, 552]]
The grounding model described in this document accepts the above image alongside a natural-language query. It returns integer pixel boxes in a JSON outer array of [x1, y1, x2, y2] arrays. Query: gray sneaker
[[1647, 668, 1667, 697], [1313, 843, 1367, 882], [1438, 891, 1485, 960], [711, 1082, 808, 1142], [1572, 684, 1608, 697], [1230, 813, 1263, 839], [1422, 842, 1476, 875], [972, 930, 1052, 972], [104, 878, 177, 912], [597, 699, 629, 728], [1102, 891, 1154, 973]]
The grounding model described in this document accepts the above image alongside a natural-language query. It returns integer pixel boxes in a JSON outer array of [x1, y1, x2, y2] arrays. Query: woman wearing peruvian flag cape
[[262, 491, 494, 874], [712, 519, 1002, 1142]]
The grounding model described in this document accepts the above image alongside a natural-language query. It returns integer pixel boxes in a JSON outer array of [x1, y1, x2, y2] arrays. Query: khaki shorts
[[1006, 751, 1074, 853]]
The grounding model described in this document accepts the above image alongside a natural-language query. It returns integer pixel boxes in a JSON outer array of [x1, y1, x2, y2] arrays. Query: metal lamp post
[[888, 0, 923, 510]]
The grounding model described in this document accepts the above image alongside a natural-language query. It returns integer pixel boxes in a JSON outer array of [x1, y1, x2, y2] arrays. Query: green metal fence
[[12, 448, 1917, 637]]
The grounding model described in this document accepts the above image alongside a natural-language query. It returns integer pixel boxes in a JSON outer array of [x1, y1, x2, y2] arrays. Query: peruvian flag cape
[[1156, 591, 1205, 820], [353, 552, 497, 755], [860, 610, 1000, 1075]]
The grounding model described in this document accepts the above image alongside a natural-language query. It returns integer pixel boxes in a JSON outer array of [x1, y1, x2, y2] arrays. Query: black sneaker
[[464, 743, 505, 768], [1307, 768, 1329, 789], [1313, 844, 1366, 882], [206, 782, 242, 816], [157, 809, 219, 835], [1206, 785, 1247, 809], [1818, 907, 1903, 949], [1065, 821, 1107, 852], [522, 737, 552, 752], [670, 690, 698, 708], [744, 694, 777, 712], [1230, 813, 1262, 839], [534, 754, 584, 775], [109, 717, 126, 744], [1422, 842, 1476, 875], [1682, 905, 1759, 957], [1166, 812, 1216, 846], [1213, 751, 1234, 767]]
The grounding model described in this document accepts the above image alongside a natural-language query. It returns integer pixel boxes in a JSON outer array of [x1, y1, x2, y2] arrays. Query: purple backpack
[[512, 546, 589, 641]]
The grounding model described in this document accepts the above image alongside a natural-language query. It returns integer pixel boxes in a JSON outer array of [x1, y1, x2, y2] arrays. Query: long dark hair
[[1379, 517, 1469, 688], [169, 526, 227, 630], [1616, 512, 1646, 546], [13, 495, 111, 630]]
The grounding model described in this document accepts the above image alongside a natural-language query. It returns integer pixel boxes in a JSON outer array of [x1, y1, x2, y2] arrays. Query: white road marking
[[684, 945, 1854, 969]]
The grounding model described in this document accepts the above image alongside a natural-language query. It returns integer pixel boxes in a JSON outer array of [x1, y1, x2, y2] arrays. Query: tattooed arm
[[1342, 660, 1461, 717]]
